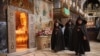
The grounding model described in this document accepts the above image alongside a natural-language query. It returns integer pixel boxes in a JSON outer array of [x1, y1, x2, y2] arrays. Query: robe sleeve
[[82, 25, 88, 38]]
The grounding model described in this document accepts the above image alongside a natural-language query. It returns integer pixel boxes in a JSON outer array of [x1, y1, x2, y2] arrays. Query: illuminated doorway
[[15, 11, 28, 51]]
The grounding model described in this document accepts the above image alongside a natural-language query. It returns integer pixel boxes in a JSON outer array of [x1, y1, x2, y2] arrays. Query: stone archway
[[83, 0, 100, 10], [7, 5, 36, 53]]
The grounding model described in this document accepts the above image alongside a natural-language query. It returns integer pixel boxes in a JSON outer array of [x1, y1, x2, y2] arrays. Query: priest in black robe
[[51, 22, 65, 52], [71, 16, 90, 56]]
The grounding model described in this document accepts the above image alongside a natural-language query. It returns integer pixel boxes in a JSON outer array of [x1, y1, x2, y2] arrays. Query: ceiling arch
[[83, 0, 100, 10]]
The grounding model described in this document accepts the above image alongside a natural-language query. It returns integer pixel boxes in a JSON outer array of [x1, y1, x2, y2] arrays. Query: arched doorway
[[15, 11, 29, 51]]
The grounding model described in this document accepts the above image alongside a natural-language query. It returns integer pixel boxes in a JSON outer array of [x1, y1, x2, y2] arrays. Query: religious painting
[[9, 0, 34, 12], [48, 4, 53, 19], [42, 2, 47, 16], [15, 11, 29, 51], [34, 1, 53, 36], [34, 0, 41, 15]]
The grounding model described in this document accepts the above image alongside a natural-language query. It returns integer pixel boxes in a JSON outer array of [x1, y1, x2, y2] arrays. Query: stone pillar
[[7, 6, 16, 53], [28, 14, 36, 48]]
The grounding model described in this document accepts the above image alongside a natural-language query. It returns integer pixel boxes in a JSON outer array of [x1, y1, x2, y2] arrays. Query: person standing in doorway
[[72, 16, 90, 56], [51, 20, 65, 52]]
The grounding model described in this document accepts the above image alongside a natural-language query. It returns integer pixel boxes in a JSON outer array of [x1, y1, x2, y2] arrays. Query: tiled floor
[[21, 41, 100, 56]]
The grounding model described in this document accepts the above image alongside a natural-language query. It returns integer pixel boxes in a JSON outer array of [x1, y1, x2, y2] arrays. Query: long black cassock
[[51, 25, 65, 52], [64, 23, 74, 50], [70, 19, 90, 54]]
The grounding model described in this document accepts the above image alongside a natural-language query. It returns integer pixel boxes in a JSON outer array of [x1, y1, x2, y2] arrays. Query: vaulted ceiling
[[83, 0, 100, 10]]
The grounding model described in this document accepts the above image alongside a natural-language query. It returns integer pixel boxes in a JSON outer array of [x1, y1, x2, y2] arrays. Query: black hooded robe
[[51, 26, 65, 52], [64, 24, 74, 50], [71, 25, 90, 54]]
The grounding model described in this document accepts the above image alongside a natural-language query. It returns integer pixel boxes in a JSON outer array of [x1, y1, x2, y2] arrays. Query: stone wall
[[34, 0, 53, 34]]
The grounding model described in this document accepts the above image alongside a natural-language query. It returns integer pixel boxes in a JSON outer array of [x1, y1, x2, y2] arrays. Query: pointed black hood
[[76, 16, 87, 25]]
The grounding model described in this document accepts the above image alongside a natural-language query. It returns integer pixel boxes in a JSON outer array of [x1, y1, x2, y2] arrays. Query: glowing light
[[15, 11, 28, 50]]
